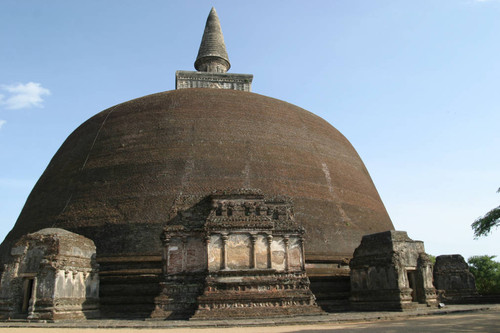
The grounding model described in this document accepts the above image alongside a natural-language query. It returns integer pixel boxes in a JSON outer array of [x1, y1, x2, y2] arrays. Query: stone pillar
[[27, 276, 37, 320], [181, 236, 188, 272], [266, 234, 273, 269], [250, 234, 257, 269], [221, 234, 228, 270], [299, 236, 306, 271], [161, 234, 171, 275], [417, 253, 438, 307], [283, 236, 290, 272], [205, 235, 211, 270]]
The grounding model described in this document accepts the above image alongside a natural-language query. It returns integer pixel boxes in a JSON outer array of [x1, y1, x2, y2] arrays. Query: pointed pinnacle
[[195, 7, 231, 73]]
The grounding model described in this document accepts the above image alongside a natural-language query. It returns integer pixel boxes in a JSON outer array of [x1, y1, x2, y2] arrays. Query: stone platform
[[0, 304, 498, 329]]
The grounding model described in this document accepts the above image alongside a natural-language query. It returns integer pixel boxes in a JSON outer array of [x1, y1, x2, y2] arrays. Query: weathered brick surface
[[0, 88, 393, 269], [0, 88, 394, 317]]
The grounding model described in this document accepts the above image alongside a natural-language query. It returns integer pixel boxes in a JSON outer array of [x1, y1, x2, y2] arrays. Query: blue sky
[[0, 0, 499, 260]]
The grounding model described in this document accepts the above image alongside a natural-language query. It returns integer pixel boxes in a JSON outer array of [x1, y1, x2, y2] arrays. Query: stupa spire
[[175, 7, 252, 91], [194, 7, 231, 73]]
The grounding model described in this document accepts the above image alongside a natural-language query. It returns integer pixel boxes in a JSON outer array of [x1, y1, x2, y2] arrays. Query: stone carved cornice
[[164, 189, 304, 237]]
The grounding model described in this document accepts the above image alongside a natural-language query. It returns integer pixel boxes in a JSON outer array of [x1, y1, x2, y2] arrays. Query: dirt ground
[[0, 323, 360, 333]]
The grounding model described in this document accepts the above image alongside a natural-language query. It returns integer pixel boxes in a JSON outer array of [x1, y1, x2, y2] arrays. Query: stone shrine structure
[[0, 229, 99, 320], [0, 8, 398, 318], [151, 189, 321, 319], [350, 231, 437, 310], [433, 255, 477, 304]]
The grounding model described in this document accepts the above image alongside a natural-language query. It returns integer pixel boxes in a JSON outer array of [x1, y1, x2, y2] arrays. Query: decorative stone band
[[162, 231, 306, 274], [176, 70, 253, 91]]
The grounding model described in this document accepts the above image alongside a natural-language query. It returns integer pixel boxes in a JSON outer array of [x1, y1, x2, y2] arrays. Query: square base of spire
[[176, 71, 253, 92]]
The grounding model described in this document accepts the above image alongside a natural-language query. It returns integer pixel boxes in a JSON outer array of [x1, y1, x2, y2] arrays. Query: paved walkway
[[0, 304, 499, 329]]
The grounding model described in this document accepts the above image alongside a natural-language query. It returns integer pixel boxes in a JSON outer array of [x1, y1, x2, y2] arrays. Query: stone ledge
[[0, 304, 498, 328], [176, 71, 253, 91]]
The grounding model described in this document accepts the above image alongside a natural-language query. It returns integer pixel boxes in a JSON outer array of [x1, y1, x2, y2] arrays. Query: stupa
[[0, 8, 394, 319]]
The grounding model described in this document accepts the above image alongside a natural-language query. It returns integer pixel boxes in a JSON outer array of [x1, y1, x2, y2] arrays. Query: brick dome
[[0, 88, 393, 265]]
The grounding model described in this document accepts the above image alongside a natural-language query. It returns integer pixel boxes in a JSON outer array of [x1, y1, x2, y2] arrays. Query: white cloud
[[0, 120, 5, 129], [0, 82, 50, 110]]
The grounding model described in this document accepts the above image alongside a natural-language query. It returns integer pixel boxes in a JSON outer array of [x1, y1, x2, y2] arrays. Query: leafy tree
[[471, 188, 500, 238], [468, 255, 500, 294]]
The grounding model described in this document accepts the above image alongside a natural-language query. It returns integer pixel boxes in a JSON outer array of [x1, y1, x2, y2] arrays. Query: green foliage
[[428, 254, 436, 265], [468, 255, 500, 294], [471, 188, 500, 238]]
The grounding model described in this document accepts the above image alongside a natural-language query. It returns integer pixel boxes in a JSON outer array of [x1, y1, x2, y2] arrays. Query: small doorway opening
[[407, 270, 417, 302], [21, 278, 34, 314]]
